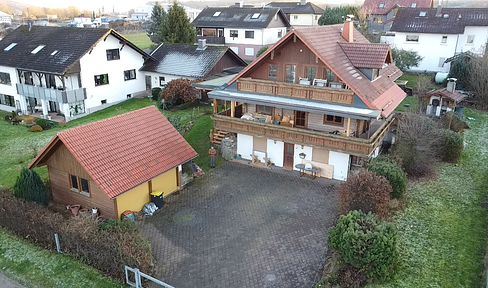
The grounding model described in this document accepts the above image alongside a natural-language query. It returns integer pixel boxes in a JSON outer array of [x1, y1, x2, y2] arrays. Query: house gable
[[207, 49, 248, 76]]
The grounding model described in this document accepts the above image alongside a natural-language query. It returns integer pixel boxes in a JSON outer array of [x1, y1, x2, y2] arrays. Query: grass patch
[[395, 96, 419, 112], [0, 229, 124, 288], [370, 109, 488, 287], [122, 32, 154, 50]]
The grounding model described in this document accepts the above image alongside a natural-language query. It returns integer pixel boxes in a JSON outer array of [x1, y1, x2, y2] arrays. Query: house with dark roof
[[266, 1, 324, 26], [362, 0, 433, 32], [0, 26, 154, 121], [196, 20, 405, 181], [28, 106, 198, 219], [140, 40, 247, 89], [192, 6, 290, 61], [385, 7, 488, 72]]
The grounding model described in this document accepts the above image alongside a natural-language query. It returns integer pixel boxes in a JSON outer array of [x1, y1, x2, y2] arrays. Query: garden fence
[[125, 266, 175, 288]]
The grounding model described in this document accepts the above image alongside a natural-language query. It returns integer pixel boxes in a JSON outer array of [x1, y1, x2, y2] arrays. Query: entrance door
[[283, 143, 294, 169], [49, 101, 58, 112], [145, 75, 152, 90]]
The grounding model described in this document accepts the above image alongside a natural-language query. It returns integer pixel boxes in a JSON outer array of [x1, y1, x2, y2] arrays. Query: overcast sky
[[13, 0, 150, 12]]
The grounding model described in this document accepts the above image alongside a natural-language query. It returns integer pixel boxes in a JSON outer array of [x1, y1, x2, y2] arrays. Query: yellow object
[[151, 168, 178, 197], [116, 182, 150, 215], [151, 191, 163, 197]]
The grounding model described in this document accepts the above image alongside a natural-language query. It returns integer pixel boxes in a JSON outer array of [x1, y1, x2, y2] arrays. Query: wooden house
[[28, 106, 197, 219], [421, 78, 465, 117], [199, 20, 406, 180]]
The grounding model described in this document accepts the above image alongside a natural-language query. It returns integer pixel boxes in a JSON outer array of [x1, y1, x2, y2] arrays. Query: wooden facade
[[207, 51, 247, 77]]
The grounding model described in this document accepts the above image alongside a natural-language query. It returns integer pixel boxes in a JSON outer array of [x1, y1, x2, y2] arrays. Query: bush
[[29, 124, 43, 132], [160, 78, 202, 110], [328, 210, 398, 282], [12, 168, 48, 205], [167, 115, 181, 130], [439, 112, 469, 133], [367, 157, 406, 199], [0, 188, 152, 280], [151, 87, 162, 101], [438, 129, 464, 163], [35, 118, 49, 128], [339, 169, 392, 220]]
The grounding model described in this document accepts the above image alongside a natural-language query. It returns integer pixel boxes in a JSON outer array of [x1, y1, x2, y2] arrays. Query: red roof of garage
[[28, 106, 197, 199]]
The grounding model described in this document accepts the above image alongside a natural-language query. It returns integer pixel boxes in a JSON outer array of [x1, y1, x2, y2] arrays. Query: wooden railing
[[212, 114, 394, 157], [237, 78, 354, 105]]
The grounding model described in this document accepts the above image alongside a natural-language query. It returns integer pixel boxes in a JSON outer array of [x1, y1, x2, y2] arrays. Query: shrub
[[367, 157, 406, 199], [160, 78, 202, 110], [151, 87, 162, 101], [438, 129, 464, 163], [0, 188, 152, 280], [439, 112, 469, 133], [35, 118, 49, 128], [339, 169, 392, 220], [328, 210, 398, 282], [29, 124, 43, 132], [167, 115, 181, 131], [12, 168, 48, 206]]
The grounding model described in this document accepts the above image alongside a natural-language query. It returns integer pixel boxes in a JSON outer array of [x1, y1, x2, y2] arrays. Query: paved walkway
[[143, 161, 340, 288], [0, 272, 26, 288]]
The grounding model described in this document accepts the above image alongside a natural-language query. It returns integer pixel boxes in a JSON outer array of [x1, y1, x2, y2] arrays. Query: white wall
[[289, 14, 320, 26], [79, 34, 146, 109], [456, 26, 488, 55], [224, 27, 285, 46], [0, 65, 19, 97], [292, 145, 313, 171], [237, 133, 254, 160], [262, 27, 286, 45], [144, 72, 194, 89], [329, 151, 350, 181], [267, 139, 284, 167]]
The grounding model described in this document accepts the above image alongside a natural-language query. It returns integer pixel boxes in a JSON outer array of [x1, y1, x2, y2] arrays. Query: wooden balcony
[[212, 114, 394, 157], [237, 78, 354, 105]]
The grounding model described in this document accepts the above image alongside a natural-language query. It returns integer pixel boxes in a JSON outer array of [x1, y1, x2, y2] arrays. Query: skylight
[[443, 14, 449, 18], [251, 13, 260, 19], [378, 3, 385, 8], [51, 50, 59, 56], [411, 3, 417, 7], [213, 11, 221, 17], [4, 43, 17, 51], [31, 45, 45, 54], [419, 11, 426, 16]]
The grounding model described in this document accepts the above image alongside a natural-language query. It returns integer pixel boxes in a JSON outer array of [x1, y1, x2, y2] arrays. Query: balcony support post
[[231, 101, 235, 118], [213, 99, 218, 114], [224, 101, 227, 110], [41, 99, 49, 118], [346, 118, 351, 137]]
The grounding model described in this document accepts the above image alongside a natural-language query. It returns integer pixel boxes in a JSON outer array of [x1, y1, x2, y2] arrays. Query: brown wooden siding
[[312, 147, 329, 164], [207, 51, 245, 76], [307, 113, 357, 134]]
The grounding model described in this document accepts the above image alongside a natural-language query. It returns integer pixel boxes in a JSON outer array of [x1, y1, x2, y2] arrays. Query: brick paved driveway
[[143, 161, 340, 288]]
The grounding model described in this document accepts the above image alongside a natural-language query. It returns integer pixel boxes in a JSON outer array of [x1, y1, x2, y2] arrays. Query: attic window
[[378, 3, 385, 8], [4, 43, 17, 51], [419, 11, 426, 16], [251, 13, 260, 19], [50, 50, 59, 56], [213, 11, 221, 17], [411, 3, 417, 7], [31, 45, 45, 54]]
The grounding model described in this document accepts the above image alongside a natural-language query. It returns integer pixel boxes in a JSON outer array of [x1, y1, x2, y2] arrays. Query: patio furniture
[[295, 163, 321, 179]]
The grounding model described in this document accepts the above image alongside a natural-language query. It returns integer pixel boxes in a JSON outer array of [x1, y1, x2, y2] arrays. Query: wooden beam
[[293, 34, 296, 42], [231, 101, 236, 118], [315, 55, 318, 64], [213, 99, 218, 114], [271, 50, 275, 60], [346, 118, 351, 137], [224, 101, 227, 110]]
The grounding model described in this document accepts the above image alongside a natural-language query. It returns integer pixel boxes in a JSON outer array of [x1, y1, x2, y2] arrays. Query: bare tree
[[468, 54, 488, 107]]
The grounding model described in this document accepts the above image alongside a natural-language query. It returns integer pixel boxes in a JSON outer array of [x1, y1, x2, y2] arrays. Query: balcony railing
[[237, 78, 354, 105], [212, 114, 394, 157], [16, 83, 86, 104], [196, 36, 225, 45]]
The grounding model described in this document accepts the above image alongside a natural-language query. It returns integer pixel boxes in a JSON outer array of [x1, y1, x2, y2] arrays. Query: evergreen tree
[[13, 168, 48, 206], [318, 7, 347, 25], [162, 1, 196, 44], [147, 2, 167, 44]]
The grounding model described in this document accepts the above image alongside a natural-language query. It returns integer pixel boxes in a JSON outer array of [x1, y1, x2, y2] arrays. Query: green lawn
[[122, 33, 154, 50], [371, 109, 488, 287], [0, 230, 124, 288], [395, 96, 419, 112]]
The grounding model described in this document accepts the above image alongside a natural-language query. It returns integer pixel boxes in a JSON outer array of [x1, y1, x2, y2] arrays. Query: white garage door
[[329, 151, 350, 181], [237, 134, 253, 160]]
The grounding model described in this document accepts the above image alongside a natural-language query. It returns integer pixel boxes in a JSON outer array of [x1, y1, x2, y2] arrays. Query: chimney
[[342, 15, 354, 43], [197, 39, 207, 50], [300, 0, 306, 5], [446, 78, 457, 92], [435, 4, 442, 17]]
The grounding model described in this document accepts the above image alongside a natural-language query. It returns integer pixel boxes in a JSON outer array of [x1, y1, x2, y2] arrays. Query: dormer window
[[31, 45, 45, 54], [251, 13, 260, 19], [378, 3, 385, 8], [4, 43, 17, 51], [213, 11, 221, 17], [411, 3, 417, 7]]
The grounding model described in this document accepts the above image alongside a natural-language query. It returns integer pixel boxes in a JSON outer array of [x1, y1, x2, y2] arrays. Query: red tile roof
[[339, 42, 391, 69], [421, 88, 465, 103], [362, 0, 433, 15], [28, 106, 197, 199]]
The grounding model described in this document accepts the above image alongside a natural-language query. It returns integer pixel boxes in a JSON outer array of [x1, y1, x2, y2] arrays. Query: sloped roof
[[28, 106, 197, 199], [421, 88, 465, 102], [266, 2, 324, 14], [0, 11, 11, 17], [391, 8, 488, 34], [363, 0, 433, 15], [192, 7, 289, 28], [228, 24, 405, 118], [0, 25, 153, 75], [140, 44, 247, 78], [339, 43, 391, 69]]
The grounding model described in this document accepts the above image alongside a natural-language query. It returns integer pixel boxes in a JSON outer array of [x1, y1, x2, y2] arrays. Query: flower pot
[[67, 204, 81, 216]]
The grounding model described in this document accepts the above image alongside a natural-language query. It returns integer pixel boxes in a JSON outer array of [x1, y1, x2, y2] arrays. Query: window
[[202, 28, 216, 36], [94, 74, 109, 86], [378, 2, 385, 8], [438, 57, 446, 67], [406, 35, 419, 42], [106, 49, 120, 61], [256, 105, 272, 115], [324, 114, 344, 126], [285, 64, 296, 83], [159, 76, 166, 86], [101, 99, 107, 104], [3, 43, 17, 51], [466, 35, 475, 44], [441, 35, 448, 44], [24, 72, 33, 85], [372, 68, 379, 80], [315, 15, 318, 20], [325, 68, 336, 83], [31, 45, 45, 54], [230, 30, 238, 37], [411, 3, 417, 7], [278, 30, 282, 38], [70, 174, 90, 196], [294, 111, 307, 128], [268, 64, 278, 80], [419, 11, 426, 16], [293, 15, 298, 20], [245, 47, 254, 56], [245, 31, 254, 39], [213, 11, 221, 17], [230, 47, 239, 54], [127, 94, 132, 99], [251, 13, 260, 19], [50, 50, 59, 56], [373, 17, 382, 23], [46, 74, 56, 88], [124, 69, 136, 81], [305, 67, 316, 82], [0, 94, 15, 107], [0, 72, 11, 85]]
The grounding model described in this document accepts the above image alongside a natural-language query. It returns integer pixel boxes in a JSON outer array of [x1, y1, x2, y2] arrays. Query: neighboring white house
[[0, 26, 154, 121], [0, 11, 12, 25], [192, 6, 290, 61], [384, 7, 488, 72], [266, 1, 324, 27], [131, 4, 201, 22]]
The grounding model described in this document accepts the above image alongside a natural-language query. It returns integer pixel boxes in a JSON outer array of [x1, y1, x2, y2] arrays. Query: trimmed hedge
[[328, 210, 398, 282], [367, 157, 407, 199], [438, 129, 464, 163]]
